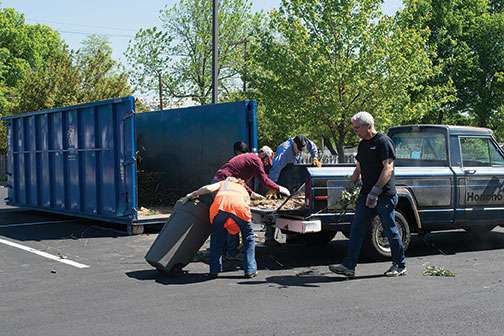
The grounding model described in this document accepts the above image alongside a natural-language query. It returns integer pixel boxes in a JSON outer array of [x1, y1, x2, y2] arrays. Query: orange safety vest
[[209, 179, 251, 234]]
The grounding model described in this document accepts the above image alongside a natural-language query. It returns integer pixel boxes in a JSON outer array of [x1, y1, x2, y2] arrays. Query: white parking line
[[0, 238, 90, 268]]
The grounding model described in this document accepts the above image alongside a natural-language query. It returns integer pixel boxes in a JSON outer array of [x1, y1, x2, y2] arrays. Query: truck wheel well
[[397, 198, 419, 233]]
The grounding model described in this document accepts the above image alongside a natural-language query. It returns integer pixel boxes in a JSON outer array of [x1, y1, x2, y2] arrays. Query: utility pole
[[158, 73, 163, 110], [229, 39, 249, 93], [212, 0, 218, 104]]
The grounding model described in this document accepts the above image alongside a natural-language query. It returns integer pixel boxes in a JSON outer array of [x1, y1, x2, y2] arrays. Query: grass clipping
[[251, 193, 305, 211], [423, 265, 455, 277]]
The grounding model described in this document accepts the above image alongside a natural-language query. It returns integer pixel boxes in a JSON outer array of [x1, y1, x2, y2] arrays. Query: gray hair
[[258, 145, 273, 158], [351, 111, 374, 129]]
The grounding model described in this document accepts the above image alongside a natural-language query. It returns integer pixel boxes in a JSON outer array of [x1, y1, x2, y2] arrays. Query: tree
[[400, 0, 504, 139], [13, 36, 131, 114], [0, 7, 63, 88], [126, 0, 258, 105], [0, 5, 65, 149], [248, 0, 451, 162], [125, 27, 172, 109]]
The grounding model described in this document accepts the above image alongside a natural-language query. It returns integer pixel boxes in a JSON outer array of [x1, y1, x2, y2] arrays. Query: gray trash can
[[145, 200, 211, 273]]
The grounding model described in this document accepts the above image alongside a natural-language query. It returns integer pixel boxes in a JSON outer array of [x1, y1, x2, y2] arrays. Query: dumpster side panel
[[2, 97, 137, 224], [136, 100, 257, 206]]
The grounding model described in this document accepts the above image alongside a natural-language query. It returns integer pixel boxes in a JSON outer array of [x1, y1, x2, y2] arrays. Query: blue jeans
[[342, 194, 406, 270], [209, 179, 241, 257], [226, 232, 240, 257], [210, 211, 257, 275]]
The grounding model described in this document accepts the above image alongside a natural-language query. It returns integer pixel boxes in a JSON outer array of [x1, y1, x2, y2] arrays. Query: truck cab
[[252, 125, 504, 260]]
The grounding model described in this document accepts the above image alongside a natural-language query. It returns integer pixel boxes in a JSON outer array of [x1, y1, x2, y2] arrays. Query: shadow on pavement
[[128, 229, 504, 285], [126, 268, 384, 287], [126, 269, 212, 285], [407, 230, 504, 257], [0, 209, 130, 241], [255, 242, 347, 270], [240, 272, 385, 287]]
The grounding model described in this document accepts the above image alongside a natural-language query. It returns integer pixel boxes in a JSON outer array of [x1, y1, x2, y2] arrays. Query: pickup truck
[[251, 125, 504, 260]]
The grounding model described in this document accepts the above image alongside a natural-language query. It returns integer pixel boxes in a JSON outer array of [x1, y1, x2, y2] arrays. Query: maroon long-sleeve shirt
[[212, 153, 279, 194]]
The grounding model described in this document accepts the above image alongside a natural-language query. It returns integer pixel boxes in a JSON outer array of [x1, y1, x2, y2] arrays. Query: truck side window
[[460, 137, 491, 167], [489, 141, 504, 166], [392, 132, 447, 166]]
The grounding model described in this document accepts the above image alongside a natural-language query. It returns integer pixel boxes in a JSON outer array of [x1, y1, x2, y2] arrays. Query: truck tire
[[362, 211, 410, 261], [301, 230, 337, 246]]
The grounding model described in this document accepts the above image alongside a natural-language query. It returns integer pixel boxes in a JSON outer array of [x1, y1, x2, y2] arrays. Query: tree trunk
[[323, 136, 337, 155], [335, 133, 346, 163], [436, 109, 444, 124]]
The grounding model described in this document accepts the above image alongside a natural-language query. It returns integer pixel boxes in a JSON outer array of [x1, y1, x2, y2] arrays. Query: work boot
[[329, 264, 355, 278], [384, 264, 407, 277], [244, 272, 258, 279]]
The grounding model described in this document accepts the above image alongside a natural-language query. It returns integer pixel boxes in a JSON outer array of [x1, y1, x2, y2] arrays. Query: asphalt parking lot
[[1, 185, 504, 336]]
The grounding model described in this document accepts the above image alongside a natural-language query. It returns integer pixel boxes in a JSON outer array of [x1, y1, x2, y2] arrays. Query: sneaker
[[384, 264, 407, 277], [208, 273, 218, 279], [264, 239, 281, 247], [244, 272, 258, 279], [329, 264, 355, 278], [224, 253, 243, 262]]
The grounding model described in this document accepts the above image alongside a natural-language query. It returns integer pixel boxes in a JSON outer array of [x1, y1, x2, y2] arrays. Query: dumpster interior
[[134, 100, 257, 221], [136, 170, 176, 219]]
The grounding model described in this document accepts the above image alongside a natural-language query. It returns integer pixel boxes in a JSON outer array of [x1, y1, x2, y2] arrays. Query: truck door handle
[[464, 170, 476, 174]]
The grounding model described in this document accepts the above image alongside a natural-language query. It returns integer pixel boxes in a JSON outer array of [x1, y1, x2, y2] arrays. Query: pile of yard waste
[[137, 170, 179, 206], [251, 193, 305, 211]]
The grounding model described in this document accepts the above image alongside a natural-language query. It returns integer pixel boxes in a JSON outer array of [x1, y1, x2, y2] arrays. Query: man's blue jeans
[[210, 211, 257, 275], [226, 232, 240, 257], [342, 194, 406, 270], [208, 179, 241, 257]]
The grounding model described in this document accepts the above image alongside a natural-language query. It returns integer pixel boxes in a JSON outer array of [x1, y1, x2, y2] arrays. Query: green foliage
[[423, 265, 456, 277], [339, 181, 361, 221], [0, 7, 64, 88], [13, 35, 131, 115], [126, 0, 257, 106], [125, 26, 172, 108], [248, 0, 450, 162], [401, 0, 504, 139], [0, 5, 65, 149]]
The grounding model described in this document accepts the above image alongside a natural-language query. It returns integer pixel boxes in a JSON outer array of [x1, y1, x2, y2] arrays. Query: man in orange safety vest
[[182, 177, 267, 279]]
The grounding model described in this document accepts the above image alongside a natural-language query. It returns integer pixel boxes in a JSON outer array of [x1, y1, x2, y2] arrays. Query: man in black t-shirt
[[329, 112, 407, 278]]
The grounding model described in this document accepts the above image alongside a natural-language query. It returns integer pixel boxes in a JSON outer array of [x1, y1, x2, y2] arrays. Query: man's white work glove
[[365, 186, 382, 208], [181, 191, 197, 205], [251, 192, 265, 200], [278, 186, 291, 198]]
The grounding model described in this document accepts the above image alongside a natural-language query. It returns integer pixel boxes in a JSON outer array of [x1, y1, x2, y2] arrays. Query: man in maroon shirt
[[213, 152, 291, 197]]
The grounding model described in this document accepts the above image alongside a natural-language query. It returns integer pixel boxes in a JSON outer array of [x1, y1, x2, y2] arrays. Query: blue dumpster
[[2, 97, 257, 233]]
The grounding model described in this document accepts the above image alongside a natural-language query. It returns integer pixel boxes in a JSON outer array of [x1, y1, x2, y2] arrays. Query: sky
[[1, 0, 404, 67]]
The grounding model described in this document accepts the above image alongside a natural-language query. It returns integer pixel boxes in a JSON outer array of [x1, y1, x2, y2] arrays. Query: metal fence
[[300, 152, 356, 164], [0, 155, 6, 181]]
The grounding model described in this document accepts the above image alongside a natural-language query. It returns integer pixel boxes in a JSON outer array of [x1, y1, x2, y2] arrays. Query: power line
[[25, 17, 138, 33], [56, 30, 134, 38]]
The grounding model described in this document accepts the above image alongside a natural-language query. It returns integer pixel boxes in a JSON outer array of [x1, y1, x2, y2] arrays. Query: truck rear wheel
[[362, 211, 410, 261], [301, 230, 337, 246]]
